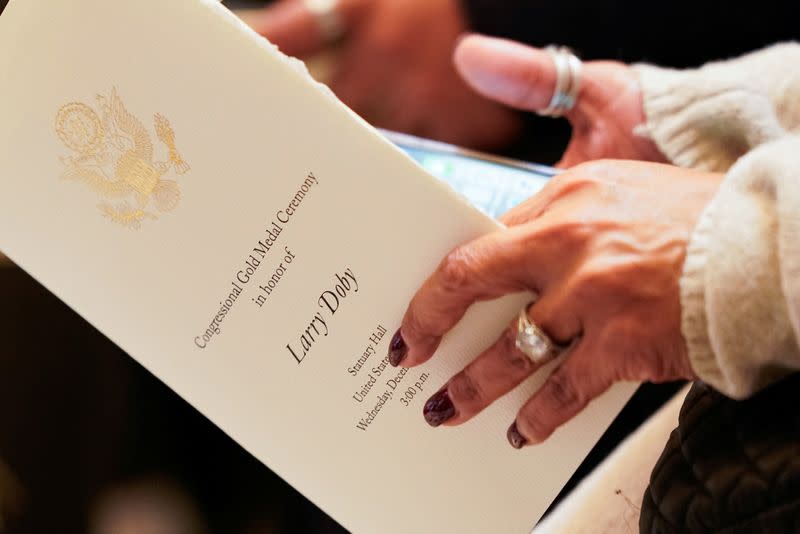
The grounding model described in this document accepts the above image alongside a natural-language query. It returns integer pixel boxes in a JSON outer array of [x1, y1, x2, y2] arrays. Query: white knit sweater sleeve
[[634, 44, 800, 398]]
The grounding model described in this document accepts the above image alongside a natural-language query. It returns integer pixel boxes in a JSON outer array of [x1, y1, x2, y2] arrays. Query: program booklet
[[0, 1, 637, 532]]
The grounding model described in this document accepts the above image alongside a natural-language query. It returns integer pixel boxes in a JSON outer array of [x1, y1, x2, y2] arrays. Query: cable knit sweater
[[635, 43, 800, 399], [537, 44, 800, 533]]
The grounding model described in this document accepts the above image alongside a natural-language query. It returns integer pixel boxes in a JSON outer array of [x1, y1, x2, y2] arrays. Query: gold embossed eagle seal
[[56, 88, 190, 228]]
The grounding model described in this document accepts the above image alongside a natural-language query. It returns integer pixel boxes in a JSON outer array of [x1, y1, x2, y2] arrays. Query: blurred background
[[0, 0, 796, 532]]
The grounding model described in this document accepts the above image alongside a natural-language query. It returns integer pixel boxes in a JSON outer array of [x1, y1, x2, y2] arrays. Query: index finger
[[390, 225, 545, 368]]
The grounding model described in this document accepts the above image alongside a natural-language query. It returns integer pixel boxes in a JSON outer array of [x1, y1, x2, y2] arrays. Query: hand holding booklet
[[0, 1, 636, 531]]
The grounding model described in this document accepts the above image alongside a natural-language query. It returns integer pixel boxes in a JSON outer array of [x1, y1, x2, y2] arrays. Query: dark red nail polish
[[423, 389, 456, 427], [388, 329, 407, 367], [507, 422, 527, 449]]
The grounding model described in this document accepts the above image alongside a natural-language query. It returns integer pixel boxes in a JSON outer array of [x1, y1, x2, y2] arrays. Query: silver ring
[[537, 46, 582, 118], [303, 0, 345, 44], [515, 305, 563, 364]]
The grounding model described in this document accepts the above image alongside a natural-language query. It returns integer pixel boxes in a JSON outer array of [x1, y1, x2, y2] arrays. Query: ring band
[[303, 0, 345, 44], [537, 46, 582, 117], [515, 304, 564, 364]]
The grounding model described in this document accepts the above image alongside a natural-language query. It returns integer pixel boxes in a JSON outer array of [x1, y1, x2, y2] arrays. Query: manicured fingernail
[[507, 422, 527, 449], [388, 329, 407, 367], [423, 389, 456, 427]]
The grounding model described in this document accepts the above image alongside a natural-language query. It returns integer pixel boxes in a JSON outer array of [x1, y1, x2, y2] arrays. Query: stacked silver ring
[[537, 46, 582, 118]]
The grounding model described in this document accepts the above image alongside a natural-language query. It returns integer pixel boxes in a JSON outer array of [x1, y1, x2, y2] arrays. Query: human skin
[[386, 36, 722, 447], [390, 159, 722, 447], [248, 0, 521, 149], [452, 34, 668, 167]]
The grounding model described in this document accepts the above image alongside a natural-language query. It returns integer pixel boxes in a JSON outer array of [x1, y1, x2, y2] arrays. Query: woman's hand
[[389, 160, 722, 447], [246, 0, 522, 149], [454, 35, 668, 167]]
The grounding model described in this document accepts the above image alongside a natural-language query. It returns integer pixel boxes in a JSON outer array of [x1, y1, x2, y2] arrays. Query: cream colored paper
[[0, 1, 637, 532]]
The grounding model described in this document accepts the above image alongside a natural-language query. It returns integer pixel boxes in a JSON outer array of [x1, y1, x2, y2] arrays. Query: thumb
[[454, 34, 576, 115]]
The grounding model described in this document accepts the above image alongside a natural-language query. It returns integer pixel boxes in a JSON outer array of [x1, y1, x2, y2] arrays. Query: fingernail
[[388, 329, 407, 367], [423, 389, 456, 427], [454, 32, 475, 49], [507, 422, 527, 449]]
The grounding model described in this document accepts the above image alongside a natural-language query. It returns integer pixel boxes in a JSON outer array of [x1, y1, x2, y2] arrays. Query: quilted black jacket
[[641, 374, 800, 533]]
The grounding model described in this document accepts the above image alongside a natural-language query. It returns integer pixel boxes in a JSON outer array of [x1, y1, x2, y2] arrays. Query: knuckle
[[513, 65, 545, 108], [401, 303, 450, 359], [448, 370, 483, 406], [438, 246, 476, 293], [601, 320, 674, 381], [574, 255, 639, 299], [551, 169, 601, 193], [542, 370, 581, 409], [571, 159, 616, 181], [574, 257, 619, 294], [401, 305, 429, 345], [574, 263, 606, 292], [527, 219, 594, 253]]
